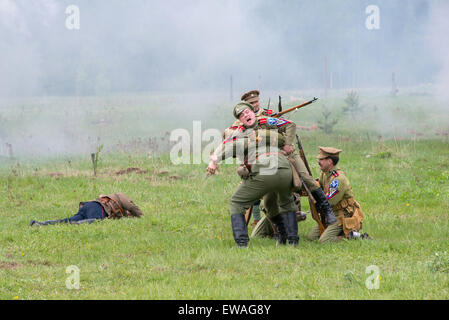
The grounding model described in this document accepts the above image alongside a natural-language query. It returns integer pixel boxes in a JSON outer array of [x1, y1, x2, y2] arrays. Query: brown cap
[[317, 146, 342, 159], [241, 90, 260, 104]]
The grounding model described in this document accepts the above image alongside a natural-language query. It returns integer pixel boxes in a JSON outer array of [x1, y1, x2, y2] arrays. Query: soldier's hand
[[206, 161, 219, 175], [283, 144, 295, 155]]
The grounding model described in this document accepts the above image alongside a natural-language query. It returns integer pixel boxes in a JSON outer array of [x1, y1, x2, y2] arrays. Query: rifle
[[274, 97, 318, 118], [278, 95, 282, 113], [245, 205, 253, 226], [295, 134, 326, 234]]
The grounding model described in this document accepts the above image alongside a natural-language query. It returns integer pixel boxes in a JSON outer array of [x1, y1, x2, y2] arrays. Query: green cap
[[233, 101, 254, 119]]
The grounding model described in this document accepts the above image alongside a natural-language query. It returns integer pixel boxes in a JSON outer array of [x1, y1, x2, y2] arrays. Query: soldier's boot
[[30, 219, 67, 226], [311, 188, 337, 225], [283, 211, 299, 246], [230, 214, 249, 247], [270, 214, 288, 245]]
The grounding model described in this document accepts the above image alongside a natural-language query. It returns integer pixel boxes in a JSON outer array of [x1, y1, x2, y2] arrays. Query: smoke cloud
[[0, 0, 447, 158]]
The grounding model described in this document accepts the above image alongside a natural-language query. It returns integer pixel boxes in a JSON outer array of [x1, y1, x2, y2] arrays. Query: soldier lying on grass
[[30, 192, 143, 226]]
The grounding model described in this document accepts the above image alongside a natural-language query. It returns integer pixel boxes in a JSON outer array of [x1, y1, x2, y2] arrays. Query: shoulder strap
[[109, 197, 125, 215]]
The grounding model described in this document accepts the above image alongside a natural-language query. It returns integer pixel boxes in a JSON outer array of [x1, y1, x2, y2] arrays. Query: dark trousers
[[64, 201, 105, 223]]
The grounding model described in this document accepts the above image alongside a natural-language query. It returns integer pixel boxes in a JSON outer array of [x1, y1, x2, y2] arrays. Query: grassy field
[[1, 92, 449, 299]]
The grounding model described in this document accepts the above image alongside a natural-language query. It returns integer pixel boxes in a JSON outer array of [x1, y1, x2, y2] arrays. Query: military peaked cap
[[233, 101, 254, 119], [317, 146, 343, 159], [241, 90, 260, 104]]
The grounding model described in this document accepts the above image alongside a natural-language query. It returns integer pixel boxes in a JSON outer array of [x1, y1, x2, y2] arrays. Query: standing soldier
[[208, 102, 299, 247], [308, 147, 366, 242], [222, 90, 275, 226], [253, 103, 338, 231], [214, 98, 338, 242]]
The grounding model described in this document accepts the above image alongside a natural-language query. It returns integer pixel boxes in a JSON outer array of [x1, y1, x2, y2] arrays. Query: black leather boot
[[311, 188, 337, 225], [230, 214, 249, 247], [283, 211, 299, 246], [270, 214, 287, 245]]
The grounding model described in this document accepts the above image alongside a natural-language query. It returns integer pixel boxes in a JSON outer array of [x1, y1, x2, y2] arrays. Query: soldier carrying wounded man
[[208, 101, 336, 247]]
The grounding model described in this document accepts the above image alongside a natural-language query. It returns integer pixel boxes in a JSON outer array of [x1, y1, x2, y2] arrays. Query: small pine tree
[[343, 90, 361, 120], [318, 105, 338, 134]]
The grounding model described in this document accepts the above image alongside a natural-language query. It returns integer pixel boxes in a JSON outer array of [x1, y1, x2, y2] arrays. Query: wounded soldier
[[30, 192, 143, 226]]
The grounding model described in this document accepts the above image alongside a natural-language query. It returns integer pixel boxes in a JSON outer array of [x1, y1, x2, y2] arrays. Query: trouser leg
[[318, 223, 343, 243], [308, 225, 321, 241], [30, 219, 68, 226], [262, 192, 278, 219], [308, 223, 343, 243], [251, 216, 275, 238], [70, 218, 99, 225], [288, 153, 319, 192], [229, 167, 294, 247], [230, 176, 271, 247], [267, 173, 298, 246]]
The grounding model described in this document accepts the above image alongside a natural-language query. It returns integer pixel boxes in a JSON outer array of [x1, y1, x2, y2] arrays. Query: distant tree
[[342, 90, 361, 120], [318, 104, 338, 134]]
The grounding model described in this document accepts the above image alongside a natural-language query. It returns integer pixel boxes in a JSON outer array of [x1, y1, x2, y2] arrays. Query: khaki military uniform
[[212, 125, 297, 219], [251, 215, 274, 238], [251, 193, 304, 238], [308, 165, 364, 242], [214, 101, 304, 246], [218, 103, 318, 231], [87, 192, 144, 219], [229, 153, 297, 218]]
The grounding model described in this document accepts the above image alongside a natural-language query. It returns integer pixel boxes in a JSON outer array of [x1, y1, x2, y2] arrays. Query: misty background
[[0, 0, 448, 157]]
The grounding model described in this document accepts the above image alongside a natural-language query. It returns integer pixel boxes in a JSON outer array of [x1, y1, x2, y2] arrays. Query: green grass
[[1, 93, 449, 299], [1, 138, 448, 300]]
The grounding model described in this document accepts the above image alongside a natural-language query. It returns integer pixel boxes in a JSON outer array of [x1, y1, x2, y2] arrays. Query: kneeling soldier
[[308, 147, 365, 242]]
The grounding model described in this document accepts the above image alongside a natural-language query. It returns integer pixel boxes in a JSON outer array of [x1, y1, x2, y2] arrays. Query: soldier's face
[[318, 158, 333, 172], [251, 100, 260, 112], [239, 108, 256, 127]]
